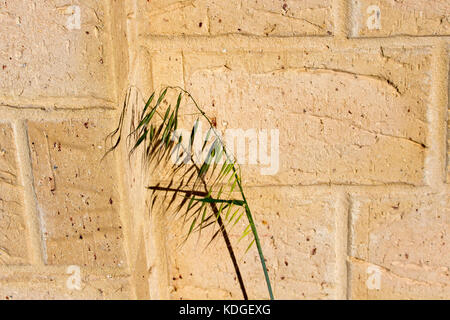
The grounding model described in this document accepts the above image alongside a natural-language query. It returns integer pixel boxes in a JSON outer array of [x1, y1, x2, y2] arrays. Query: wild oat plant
[[107, 86, 274, 300]]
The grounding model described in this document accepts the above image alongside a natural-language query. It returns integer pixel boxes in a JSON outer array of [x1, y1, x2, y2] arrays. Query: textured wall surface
[[0, 0, 449, 300], [0, 0, 132, 299]]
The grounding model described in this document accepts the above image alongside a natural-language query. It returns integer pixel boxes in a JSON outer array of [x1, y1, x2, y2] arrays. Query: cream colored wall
[[0, 0, 449, 300], [0, 0, 132, 298]]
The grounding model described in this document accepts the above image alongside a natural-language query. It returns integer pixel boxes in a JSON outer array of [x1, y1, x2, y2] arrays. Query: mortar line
[[152, 182, 435, 191], [335, 189, 349, 299], [113, 139, 137, 299], [139, 34, 450, 52], [13, 120, 45, 266], [130, 0, 149, 300], [111, 0, 142, 300], [424, 42, 448, 190], [0, 107, 116, 122], [0, 264, 132, 275], [333, 0, 350, 39], [0, 97, 115, 109], [345, 193, 355, 300], [105, 0, 120, 106], [105, 0, 135, 286]]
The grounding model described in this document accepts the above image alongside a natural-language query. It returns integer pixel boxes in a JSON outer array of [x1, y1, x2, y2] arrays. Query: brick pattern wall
[[0, 0, 132, 299], [138, 0, 450, 300], [0, 0, 449, 299]]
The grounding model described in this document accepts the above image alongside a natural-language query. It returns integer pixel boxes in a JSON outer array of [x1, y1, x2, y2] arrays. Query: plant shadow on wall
[[105, 86, 273, 300]]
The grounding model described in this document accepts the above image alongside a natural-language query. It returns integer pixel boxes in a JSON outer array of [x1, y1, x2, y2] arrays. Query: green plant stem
[[170, 86, 274, 300], [237, 178, 274, 300], [112, 86, 274, 300], [189, 156, 249, 300]]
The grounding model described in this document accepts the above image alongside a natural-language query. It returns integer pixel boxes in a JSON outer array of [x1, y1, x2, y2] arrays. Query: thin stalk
[[185, 147, 250, 300], [111, 86, 274, 300], [149, 136, 250, 299], [170, 86, 274, 300]]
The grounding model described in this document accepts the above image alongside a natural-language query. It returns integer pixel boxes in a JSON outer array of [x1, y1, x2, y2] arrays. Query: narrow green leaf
[[135, 103, 158, 135], [163, 111, 175, 147], [140, 92, 155, 120], [198, 206, 208, 231], [230, 179, 237, 194], [228, 207, 240, 223], [190, 119, 199, 149], [238, 225, 252, 242], [187, 217, 197, 239], [245, 239, 255, 254], [174, 93, 182, 130], [187, 194, 196, 210], [224, 203, 234, 221], [156, 88, 168, 108], [163, 105, 171, 123], [149, 125, 155, 142], [131, 128, 148, 153], [202, 128, 212, 151], [232, 212, 243, 226]]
